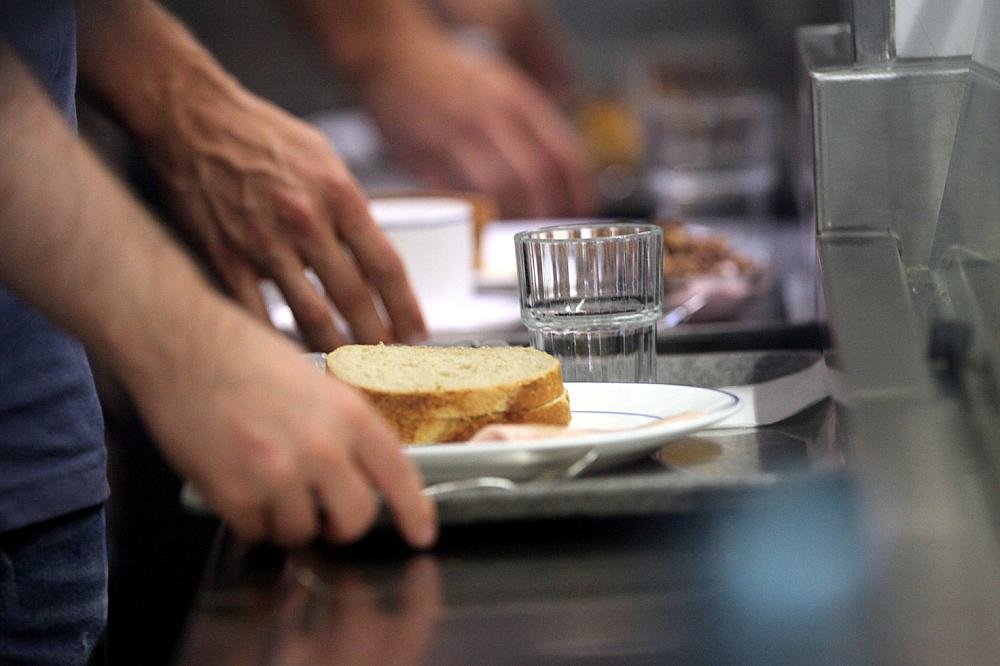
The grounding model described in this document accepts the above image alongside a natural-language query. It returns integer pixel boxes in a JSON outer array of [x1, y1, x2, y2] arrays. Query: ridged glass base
[[528, 323, 657, 383]]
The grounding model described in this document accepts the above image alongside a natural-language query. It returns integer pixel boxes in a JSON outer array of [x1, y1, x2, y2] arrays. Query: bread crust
[[397, 390, 571, 444], [327, 345, 565, 419]]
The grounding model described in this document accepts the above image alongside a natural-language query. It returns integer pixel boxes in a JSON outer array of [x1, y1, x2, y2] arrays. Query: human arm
[[281, 0, 596, 218], [430, 0, 575, 103], [74, 0, 426, 352], [0, 44, 436, 549]]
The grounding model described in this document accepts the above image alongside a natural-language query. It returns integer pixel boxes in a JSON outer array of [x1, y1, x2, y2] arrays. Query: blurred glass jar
[[642, 90, 781, 219], [628, 34, 783, 219]]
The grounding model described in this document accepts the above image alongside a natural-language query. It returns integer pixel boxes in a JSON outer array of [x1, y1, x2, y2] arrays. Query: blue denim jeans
[[0, 505, 108, 665]]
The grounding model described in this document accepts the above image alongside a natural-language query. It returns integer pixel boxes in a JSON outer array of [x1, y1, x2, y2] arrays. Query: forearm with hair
[[75, 0, 245, 144], [0, 46, 243, 395]]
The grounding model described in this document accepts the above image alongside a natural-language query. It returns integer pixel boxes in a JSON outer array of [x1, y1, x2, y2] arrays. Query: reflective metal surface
[[928, 0, 1000, 480], [849, 0, 894, 62], [179, 497, 860, 664], [803, 10, 1000, 663], [818, 230, 931, 393], [808, 53, 967, 263], [933, 0, 1000, 266]]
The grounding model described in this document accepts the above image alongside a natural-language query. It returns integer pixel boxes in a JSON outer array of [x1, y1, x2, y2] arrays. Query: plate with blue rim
[[305, 353, 740, 484], [407, 381, 740, 484]]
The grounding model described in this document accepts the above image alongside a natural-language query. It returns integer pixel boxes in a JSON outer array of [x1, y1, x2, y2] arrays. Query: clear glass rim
[[514, 222, 662, 245]]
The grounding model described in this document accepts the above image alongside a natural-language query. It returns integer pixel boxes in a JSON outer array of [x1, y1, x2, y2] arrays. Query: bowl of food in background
[[656, 219, 772, 324], [476, 218, 771, 326]]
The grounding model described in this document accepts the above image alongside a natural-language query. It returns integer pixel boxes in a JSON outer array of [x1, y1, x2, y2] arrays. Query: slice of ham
[[467, 410, 709, 442], [467, 424, 601, 442]]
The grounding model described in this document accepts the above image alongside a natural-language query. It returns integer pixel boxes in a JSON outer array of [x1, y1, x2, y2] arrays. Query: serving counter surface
[[172, 351, 855, 664]]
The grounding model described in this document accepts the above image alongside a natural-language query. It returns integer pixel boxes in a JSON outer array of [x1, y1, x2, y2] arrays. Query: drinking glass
[[515, 223, 663, 383]]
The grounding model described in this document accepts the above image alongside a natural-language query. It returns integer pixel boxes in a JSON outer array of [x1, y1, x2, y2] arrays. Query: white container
[[369, 197, 475, 309]]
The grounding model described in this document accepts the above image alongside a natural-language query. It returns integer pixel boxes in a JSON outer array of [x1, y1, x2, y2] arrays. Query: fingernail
[[405, 330, 429, 345]]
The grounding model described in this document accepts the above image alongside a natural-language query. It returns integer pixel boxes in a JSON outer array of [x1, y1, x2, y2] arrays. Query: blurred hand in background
[[431, 0, 576, 104], [287, 0, 597, 219]]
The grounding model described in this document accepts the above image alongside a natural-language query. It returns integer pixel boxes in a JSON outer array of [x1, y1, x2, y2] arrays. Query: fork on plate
[[421, 447, 598, 497]]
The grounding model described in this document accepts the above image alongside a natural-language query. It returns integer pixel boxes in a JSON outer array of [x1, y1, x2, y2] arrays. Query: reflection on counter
[[177, 472, 861, 664]]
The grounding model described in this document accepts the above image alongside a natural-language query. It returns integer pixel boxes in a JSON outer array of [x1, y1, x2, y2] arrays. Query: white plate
[[408, 382, 740, 484]]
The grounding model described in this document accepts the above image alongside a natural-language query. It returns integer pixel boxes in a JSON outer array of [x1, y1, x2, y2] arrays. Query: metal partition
[[799, 2, 1000, 662], [934, 0, 1000, 261], [849, 0, 894, 61]]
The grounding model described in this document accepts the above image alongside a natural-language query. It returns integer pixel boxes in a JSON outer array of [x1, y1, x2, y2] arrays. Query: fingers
[[214, 247, 269, 322], [197, 483, 269, 544], [266, 483, 320, 547], [479, 111, 555, 218], [433, 82, 596, 219], [311, 455, 379, 544], [186, 376, 435, 550], [313, 389, 436, 549], [305, 241, 392, 345], [330, 196, 427, 345], [449, 119, 584, 220], [276, 184, 426, 346], [514, 92, 598, 217], [268, 247, 347, 352], [351, 407, 438, 550]]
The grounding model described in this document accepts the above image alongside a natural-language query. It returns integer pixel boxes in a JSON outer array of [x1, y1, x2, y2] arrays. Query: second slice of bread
[[394, 389, 571, 444]]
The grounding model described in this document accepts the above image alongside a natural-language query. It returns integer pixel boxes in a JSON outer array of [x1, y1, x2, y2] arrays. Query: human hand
[[128, 300, 436, 549], [141, 79, 426, 352], [2, 9, 433, 550], [356, 36, 596, 219], [434, 0, 575, 103]]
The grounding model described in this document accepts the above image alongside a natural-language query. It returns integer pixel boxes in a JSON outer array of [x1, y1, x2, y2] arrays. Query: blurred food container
[[368, 196, 476, 308], [655, 219, 772, 322], [577, 96, 644, 171], [371, 190, 498, 270]]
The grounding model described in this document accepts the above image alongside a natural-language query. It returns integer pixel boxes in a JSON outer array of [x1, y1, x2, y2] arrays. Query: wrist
[[319, 6, 449, 88], [128, 50, 247, 149], [76, 0, 246, 147], [99, 246, 234, 404]]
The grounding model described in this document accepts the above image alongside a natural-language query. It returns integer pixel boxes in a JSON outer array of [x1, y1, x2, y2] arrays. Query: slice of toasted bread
[[326, 345, 565, 421], [397, 390, 571, 444]]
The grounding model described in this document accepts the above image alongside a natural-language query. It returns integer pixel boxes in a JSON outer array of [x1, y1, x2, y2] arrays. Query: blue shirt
[[1, 0, 108, 533]]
